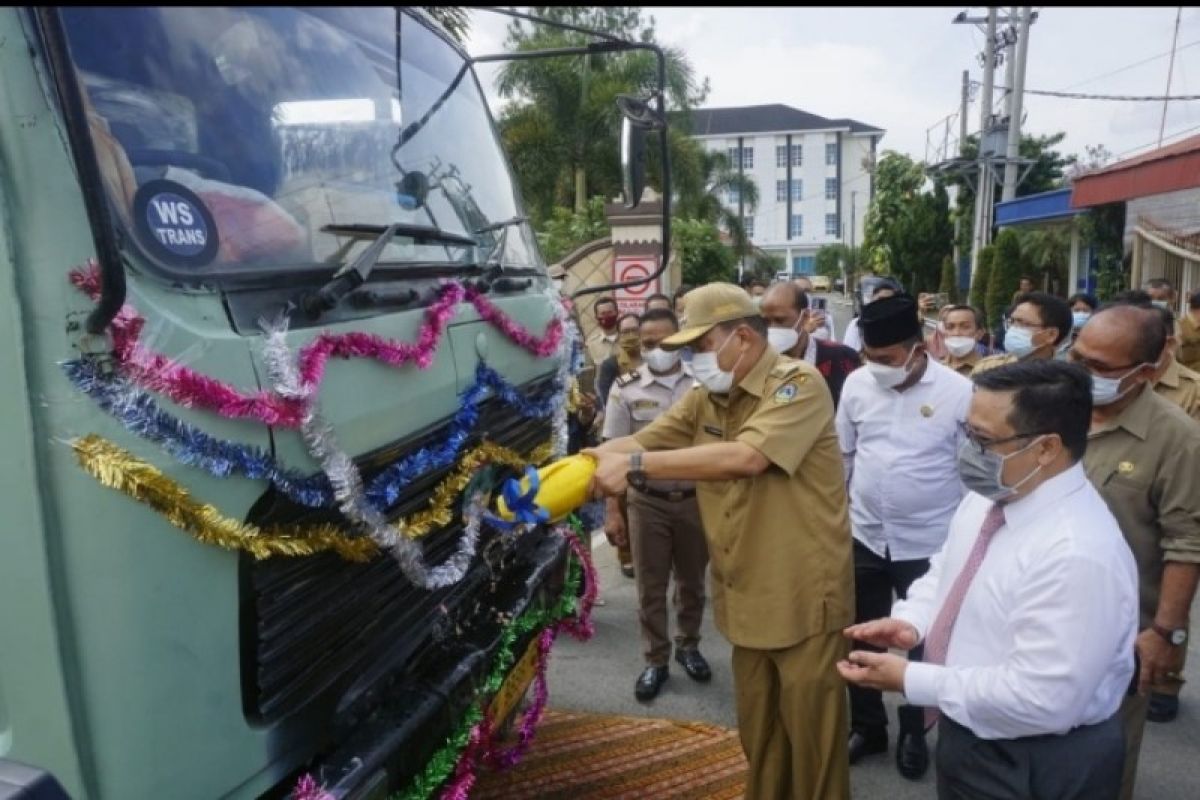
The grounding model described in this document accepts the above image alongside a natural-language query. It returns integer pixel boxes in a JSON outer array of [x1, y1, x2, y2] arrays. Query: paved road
[[548, 295, 1200, 798]]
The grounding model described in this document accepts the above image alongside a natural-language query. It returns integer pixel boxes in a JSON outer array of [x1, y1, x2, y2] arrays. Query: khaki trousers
[[732, 631, 851, 800], [627, 490, 707, 666], [1118, 691, 1149, 800]]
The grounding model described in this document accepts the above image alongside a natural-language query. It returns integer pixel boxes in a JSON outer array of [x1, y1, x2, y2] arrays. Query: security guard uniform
[[603, 365, 708, 669], [635, 346, 854, 800]]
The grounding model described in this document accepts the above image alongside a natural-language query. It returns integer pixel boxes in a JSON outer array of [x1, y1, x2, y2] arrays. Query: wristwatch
[[1152, 622, 1188, 647], [628, 451, 648, 491]]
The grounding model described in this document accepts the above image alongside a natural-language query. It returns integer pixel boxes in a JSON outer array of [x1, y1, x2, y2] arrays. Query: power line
[[989, 85, 1200, 101], [1054, 38, 1200, 92], [1113, 121, 1200, 160], [1160, 7, 1184, 147]]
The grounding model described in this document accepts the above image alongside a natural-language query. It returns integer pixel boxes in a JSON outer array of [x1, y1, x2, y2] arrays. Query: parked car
[[810, 275, 831, 292]]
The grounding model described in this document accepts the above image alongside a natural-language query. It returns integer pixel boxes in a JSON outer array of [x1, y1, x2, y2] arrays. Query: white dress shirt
[[836, 358, 973, 560], [842, 316, 862, 351], [895, 464, 1138, 740]]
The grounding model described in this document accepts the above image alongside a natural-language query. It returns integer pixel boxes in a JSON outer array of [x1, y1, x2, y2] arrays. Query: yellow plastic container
[[496, 453, 597, 523]]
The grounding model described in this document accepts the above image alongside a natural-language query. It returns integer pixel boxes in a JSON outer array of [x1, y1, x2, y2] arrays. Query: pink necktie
[[921, 502, 1006, 729]]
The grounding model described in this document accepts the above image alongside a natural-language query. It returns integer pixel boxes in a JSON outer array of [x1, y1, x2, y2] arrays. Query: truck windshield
[[60, 7, 540, 281]]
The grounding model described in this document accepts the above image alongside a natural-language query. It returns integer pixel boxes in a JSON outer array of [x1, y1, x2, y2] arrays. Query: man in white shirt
[[835, 294, 972, 779], [839, 359, 1139, 800]]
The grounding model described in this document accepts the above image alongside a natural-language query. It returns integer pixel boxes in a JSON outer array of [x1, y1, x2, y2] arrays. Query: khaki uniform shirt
[[1179, 313, 1200, 373], [1083, 386, 1200, 628], [941, 350, 982, 377], [1156, 359, 1200, 423], [603, 366, 696, 492], [633, 348, 854, 650], [969, 352, 1018, 376], [586, 330, 617, 369]]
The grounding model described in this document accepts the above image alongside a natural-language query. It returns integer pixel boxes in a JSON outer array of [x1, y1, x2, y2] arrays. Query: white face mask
[[767, 318, 802, 354], [643, 347, 681, 373], [866, 346, 919, 389], [944, 336, 977, 358], [1090, 363, 1145, 406], [692, 331, 743, 394]]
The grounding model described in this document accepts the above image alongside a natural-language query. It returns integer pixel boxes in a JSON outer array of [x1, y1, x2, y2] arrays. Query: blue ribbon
[[65, 358, 564, 512], [485, 465, 550, 531]]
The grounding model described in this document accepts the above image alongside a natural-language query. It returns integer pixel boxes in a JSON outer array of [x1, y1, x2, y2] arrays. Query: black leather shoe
[[674, 648, 712, 682], [847, 730, 888, 765], [635, 665, 669, 701], [1147, 692, 1179, 723], [895, 729, 929, 780]]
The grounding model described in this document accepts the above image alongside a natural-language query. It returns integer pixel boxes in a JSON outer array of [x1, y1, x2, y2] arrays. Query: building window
[[776, 179, 803, 202], [727, 145, 754, 170], [793, 255, 816, 275], [825, 178, 838, 200], [789, 214, 803, 238], [726, 187, 741, 206], [825, 142, 837, 166], [743, 216, 755, 239], [776, 145, 788, 168], [791, 144, 803, 166], [825, 214, 839, 236]]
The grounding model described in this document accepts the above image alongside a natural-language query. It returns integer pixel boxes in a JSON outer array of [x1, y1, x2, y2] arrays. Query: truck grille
[[240, 377, 556, 725]]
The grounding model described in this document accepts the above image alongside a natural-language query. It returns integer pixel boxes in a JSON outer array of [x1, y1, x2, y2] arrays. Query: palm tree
[[672, 145, 759, 263]]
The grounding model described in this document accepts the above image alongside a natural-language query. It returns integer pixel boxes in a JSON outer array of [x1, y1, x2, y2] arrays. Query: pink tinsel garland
[[70, 263, 563, 428]]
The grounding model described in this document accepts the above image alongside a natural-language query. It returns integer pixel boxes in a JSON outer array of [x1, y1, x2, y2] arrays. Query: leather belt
[[634, 486, 696, 502]]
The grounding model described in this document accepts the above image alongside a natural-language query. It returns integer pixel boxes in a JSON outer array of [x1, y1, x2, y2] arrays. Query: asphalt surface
[[546, 294, 1200, 799]]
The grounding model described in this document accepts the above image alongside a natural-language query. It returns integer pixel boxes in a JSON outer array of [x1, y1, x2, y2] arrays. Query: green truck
[[0, 7, 669, 799]]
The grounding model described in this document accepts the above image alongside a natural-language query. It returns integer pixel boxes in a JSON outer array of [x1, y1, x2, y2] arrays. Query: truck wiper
[[474, 215, 528, 236], [301, 223, 475, 319]]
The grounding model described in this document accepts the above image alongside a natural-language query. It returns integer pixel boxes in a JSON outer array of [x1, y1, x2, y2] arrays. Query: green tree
[[862, 152, 953, 292], [815, 243, 860, 278], [938, 255, 958, 303], [969, 244, 995, 312], [497, 8, 708, 222], [673, 217, 735, 285], [986, 229, 1023, 329], [538, 195, 610, 264], [748, 251, 785, 283], [1016, 226, 1071, 295], [1078, 202, 1127, 300]]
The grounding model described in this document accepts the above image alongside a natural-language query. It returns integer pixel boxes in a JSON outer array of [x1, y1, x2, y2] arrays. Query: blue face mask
[[1072, 311, 1091, 330], [1152, 300, 1169, 310], [1004, 326, 1038, 358]]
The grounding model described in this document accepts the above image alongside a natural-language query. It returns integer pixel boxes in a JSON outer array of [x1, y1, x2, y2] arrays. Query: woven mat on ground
[[472, 709, 747, 799]]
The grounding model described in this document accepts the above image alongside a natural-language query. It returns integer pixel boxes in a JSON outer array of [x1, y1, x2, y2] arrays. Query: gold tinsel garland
[[73, 435, 553, 560]]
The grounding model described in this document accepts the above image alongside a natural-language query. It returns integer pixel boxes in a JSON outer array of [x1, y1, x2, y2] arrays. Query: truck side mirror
[[620, 115, 647, 210]]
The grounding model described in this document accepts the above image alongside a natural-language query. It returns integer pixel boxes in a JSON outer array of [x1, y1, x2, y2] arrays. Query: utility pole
[[970, 7, 998, 289], [850, 190, 857, 296], [1159, 7, 1183, 148], [1002, 7, 1032, 201], [960, 69, 970, 153]]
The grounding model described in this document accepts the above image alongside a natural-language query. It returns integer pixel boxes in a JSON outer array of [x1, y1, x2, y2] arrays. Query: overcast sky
[[464, 6, 1200, 168]]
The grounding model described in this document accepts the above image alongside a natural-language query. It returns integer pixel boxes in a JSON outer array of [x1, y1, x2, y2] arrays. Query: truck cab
[[0, 7, 580, 798]]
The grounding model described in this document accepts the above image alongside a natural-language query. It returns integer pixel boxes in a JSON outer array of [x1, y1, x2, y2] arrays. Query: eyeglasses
[[958, 421, 1052, 457], [1003, 317, 1047, 332]]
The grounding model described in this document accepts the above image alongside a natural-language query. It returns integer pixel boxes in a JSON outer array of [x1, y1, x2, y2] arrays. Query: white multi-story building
[[690, 104, 884, 276]]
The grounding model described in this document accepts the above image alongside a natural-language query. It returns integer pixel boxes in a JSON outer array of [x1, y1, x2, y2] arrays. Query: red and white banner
[[613, 255, 660, 315]]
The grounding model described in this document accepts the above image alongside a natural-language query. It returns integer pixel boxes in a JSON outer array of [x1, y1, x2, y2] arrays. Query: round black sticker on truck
[[132, 179, 219, 267]]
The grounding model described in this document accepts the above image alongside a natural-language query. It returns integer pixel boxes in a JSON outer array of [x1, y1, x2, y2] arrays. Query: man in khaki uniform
[[585, 296, 621, 368], [1069, 305, 1200, 800], [586, 283, 854, 800], [603, 308, 711, 701], [939, 304, 986, 376], [1149, 306, 1200, 423], [972, 292, 1072, 376]]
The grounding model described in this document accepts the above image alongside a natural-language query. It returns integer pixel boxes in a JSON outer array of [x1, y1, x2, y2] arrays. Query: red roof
[[1071, 133, 1200, 208]]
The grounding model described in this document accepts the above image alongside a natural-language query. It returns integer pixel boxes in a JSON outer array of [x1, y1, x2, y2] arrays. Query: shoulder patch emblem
[[615, 371, 640, 387], [773, 383, 799, 404]]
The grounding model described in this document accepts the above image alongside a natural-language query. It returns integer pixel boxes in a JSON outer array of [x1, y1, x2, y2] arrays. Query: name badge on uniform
[[703, 424, 724, 437], [631, 400, 660, 411], [773, 383, 799, 404], [1118, 461, 1135, 476]]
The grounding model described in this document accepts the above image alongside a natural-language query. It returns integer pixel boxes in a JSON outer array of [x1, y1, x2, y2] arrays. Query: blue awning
[[994, 188, 1083, 227]]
